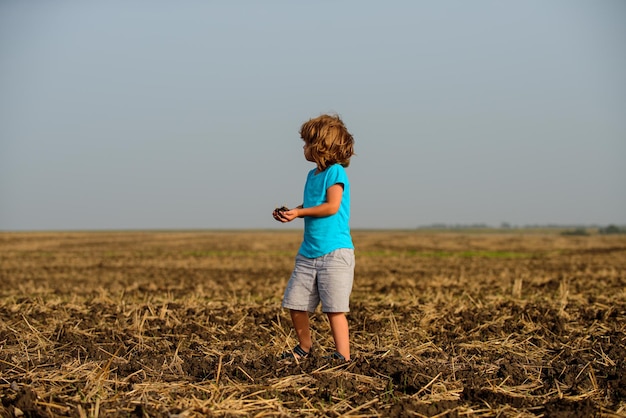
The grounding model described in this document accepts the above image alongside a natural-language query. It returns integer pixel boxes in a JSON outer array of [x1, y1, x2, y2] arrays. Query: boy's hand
[[273, 206, 290, 222], [278, 208, 299, 222]]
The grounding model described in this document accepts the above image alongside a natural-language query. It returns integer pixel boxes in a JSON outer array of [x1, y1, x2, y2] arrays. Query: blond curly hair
[[299, 114, 355, 171]]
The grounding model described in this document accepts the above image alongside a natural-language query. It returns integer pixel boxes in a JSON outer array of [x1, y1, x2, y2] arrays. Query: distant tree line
[[560, 228, 590, 236], [598, 224, 626, 235], [417, 223, 626, 235]]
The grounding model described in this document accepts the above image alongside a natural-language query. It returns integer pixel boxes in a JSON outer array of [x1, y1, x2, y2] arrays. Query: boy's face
[[303, 140, 314, 162]]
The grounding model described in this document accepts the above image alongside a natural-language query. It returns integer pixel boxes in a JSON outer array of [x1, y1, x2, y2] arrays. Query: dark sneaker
[[280, 345, 309, 360], [324, 351, 348, 362]]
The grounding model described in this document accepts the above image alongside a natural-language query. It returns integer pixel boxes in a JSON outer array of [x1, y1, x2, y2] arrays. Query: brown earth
[[0, 230, 625, 417]]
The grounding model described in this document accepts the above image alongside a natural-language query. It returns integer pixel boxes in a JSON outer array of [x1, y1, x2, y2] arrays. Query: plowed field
[[1, 231, 625, 417]]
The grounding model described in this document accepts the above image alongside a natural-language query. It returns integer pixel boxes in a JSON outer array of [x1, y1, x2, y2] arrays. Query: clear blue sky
[[1, 1, 624, 230]]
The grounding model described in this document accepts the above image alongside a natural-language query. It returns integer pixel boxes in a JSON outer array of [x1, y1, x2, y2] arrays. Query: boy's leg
[[290, 309, 312, 353], [317, 249, 354, 361], [327, 312, 350, 360]]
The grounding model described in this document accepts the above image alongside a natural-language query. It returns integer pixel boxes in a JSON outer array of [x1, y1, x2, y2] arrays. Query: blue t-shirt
[[299, 164, 354, 258]]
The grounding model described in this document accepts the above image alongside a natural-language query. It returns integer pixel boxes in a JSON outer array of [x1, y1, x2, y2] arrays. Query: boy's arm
[[278, 184, 343, 222], [296, 184, 343, 218]]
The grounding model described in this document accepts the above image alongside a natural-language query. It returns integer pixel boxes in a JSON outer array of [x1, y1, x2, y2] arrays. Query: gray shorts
[[282, 248, 355, 313]]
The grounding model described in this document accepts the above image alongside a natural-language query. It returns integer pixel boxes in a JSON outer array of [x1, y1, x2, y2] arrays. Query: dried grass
[[1, 230, 625, 417]]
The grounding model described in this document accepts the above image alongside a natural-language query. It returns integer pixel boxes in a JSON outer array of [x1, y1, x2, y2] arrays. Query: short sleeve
[[325, 164, 348, 190]]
